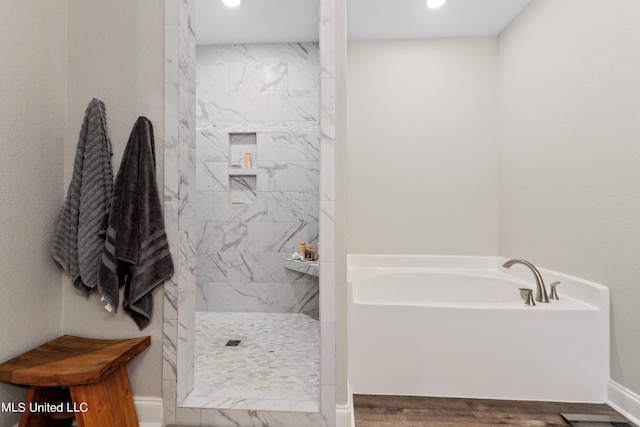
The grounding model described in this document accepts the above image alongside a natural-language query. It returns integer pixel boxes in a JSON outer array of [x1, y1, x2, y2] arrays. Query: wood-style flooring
[[354, 394, 633, 427]]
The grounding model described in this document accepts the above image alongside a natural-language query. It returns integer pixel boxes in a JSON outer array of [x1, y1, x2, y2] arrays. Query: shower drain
[[225, 340, 241, 347]]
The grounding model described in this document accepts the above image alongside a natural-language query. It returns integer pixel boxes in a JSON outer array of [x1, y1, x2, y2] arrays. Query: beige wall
[[346, 38, 499, 255], [62, 0, 166, 397], [0, 1, 66, 425], [499, 0, 640, 394]]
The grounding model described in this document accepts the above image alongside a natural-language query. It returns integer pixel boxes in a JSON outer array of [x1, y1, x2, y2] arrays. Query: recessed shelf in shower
[[229, 132, 257, 204]]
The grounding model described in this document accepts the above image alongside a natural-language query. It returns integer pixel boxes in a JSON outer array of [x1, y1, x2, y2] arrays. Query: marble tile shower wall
[[195, 43, 320, 319]]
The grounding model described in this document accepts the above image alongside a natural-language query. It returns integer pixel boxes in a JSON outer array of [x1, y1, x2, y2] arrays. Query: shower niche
[[228, 132, 257, 204]]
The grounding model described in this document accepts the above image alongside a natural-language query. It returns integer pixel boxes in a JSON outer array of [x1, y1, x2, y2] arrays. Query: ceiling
[[195, 0, 531, 46]]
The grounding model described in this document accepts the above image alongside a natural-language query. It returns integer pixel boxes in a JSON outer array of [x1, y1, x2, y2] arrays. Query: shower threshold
[[182, 312, 320, 412]]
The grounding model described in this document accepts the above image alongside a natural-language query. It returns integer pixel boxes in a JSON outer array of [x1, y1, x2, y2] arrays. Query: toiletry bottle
[[245, 152, 253, 169], [298, 242, 306, 259], [308, 248, 315, 262]]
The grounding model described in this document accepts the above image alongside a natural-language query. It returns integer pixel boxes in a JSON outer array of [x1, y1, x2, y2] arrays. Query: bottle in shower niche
[[244, 152, 253, 169], [298, 242, 306, 259]]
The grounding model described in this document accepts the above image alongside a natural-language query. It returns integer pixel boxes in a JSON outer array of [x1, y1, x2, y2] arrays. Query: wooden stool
[[0, 335, 150, 427]]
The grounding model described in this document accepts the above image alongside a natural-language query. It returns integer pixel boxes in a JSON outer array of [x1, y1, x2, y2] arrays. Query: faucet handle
[[549, 281, 561, 300], [519, 288, 535, 306]]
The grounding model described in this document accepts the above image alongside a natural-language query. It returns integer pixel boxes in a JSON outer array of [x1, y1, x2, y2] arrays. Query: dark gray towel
[[97, 117, 174, 329], [52, 98, 113, 294]]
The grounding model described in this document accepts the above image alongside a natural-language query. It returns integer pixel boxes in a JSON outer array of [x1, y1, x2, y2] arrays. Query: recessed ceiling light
[[223, 0, 241, 7], [426, 0, 447, 9]]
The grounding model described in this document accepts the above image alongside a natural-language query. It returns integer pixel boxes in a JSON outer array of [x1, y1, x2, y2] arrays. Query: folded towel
[[97, 117, 174, 329], [52, 98, 113, 294]]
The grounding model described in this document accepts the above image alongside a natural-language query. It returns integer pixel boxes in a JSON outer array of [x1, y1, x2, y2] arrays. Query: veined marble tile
[[197, 252, 266, 283], [163, 318, 178, 381], [257, 129, 320, 162], [164, 275, 179, 321], [178, 195, 195, 233], [286, 266, 321, 285], [321, 384, 336, 427], [288, 161, 320, 193], [197, 221, 248, 253], [191, 313, 319, 416], [319, 262, 335, 324], [267, 282, 320, 319], [165, 82, 180, 143], [163, 379, 177, 426], [197, 44, 260, 64], [197, 251, 313, 284], [193, 41, 322, 327], [188, 149, 197, 202], [199, 43, 319, 64], [229, 62, 288, 92], [256, 162, 288, 192], [179, 65, 196, 118], [229, 176, 256, 204], [199, 408, 324, 427], [320, 323, 336, 385], [195, 281, 208, 311], [285, 42, 320, 62], [289, 58, 320, 91], [206, 282, 269, 312], [196, 192, 211, 221], [247, 222, 318, 253], [319, 201, 336, 263], [197, 90, 269, 123], [204, 192, 265, 222], [196, 129, 229, 162], [264, 192, 319, 222], [320, 138, 336, 201], [175, 407, 200, 426], [320, 18, 336, 79], [196, 161, 227, 192], [269, 91, 320, 122], [178, 231, 196, 282], [196, 61, 228, 93], [320, 78, 336, 140], [205, 191, 318, 223]]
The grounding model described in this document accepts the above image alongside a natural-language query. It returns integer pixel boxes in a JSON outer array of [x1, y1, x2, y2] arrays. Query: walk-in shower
[[186, 9, 322, 411]]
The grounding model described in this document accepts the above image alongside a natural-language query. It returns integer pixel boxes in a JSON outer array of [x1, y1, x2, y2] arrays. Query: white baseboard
[[11, 396, 163, 427], [134, 396, 163, 427], [336, 382, 354, 427], [607, 379, 640, 426]]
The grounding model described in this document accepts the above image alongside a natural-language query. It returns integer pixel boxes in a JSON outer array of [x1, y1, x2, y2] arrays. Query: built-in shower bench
[[283, 258, 319, 277], [0, 335, 150, 427]]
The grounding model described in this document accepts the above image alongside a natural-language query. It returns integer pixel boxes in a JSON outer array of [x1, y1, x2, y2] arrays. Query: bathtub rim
[[347, 254, 609, 310]]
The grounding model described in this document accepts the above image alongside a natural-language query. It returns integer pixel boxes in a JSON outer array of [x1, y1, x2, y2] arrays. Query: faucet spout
[[502, 258, 549, 303]]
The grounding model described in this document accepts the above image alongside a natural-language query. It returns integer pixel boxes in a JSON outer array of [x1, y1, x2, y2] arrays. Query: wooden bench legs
[[19, 366, 139, 427], [19, 387, 73, 427]]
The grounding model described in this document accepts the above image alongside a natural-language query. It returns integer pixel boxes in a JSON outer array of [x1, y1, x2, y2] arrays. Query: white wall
[[0, 1, 66, 425], [499, 0, 640, 395], [63, 0, 165, 397], [347, 38, 499, 255]]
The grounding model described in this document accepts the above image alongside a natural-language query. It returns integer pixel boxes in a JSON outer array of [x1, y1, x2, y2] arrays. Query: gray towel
[[52, 98, 113, 294], [97, 117, 174, 330]]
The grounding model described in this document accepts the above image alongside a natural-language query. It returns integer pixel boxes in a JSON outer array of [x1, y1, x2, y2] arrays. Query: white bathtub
[[348, 255, 609, 403]]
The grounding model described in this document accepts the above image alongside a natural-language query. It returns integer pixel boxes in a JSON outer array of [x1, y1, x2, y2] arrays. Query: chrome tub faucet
[[503, 258, 550, 303]]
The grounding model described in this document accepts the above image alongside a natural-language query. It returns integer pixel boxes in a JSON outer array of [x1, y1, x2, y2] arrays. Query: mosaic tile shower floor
[[182, 312, 320, 412]]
